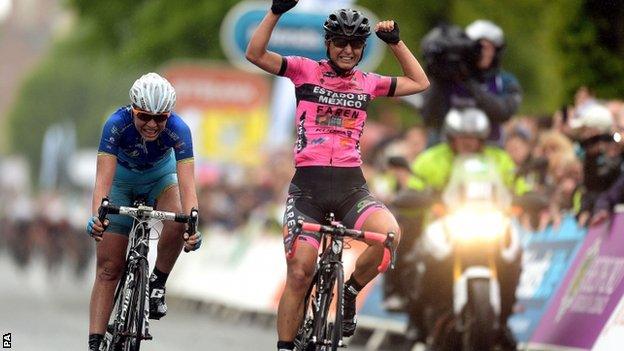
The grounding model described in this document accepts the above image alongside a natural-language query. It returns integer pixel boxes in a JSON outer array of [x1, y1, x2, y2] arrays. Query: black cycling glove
[[271, 0, 298, 15], [375, 21, 401, 45]]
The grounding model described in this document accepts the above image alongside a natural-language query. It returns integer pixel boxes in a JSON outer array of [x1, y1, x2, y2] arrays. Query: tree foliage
[[362, 0, 568, 114], [7, 50, 134, 176], [7, 0, 240, 173], [553, 0, 624, 100]]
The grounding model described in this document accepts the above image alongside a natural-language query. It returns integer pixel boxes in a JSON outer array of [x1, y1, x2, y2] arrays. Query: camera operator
[[421, 20, 522, 144]]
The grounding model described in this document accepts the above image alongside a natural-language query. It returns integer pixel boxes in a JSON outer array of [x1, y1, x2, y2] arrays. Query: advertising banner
[[168, 230, 369, 312], [220, 1, 383, 72], [163, 63, 270, 166], [509, 215, 586, 342], [167, 229, 286, 311], [357, 217, 588, 338], [529, 212, 624, 350]]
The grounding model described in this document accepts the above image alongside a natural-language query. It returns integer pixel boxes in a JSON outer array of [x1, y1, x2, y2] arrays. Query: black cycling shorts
[[282, 166, 387, 251]]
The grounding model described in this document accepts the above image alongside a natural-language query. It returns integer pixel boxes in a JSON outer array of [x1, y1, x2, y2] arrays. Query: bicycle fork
[[134, 237, 152, 341], [311, 262, 345, 349]]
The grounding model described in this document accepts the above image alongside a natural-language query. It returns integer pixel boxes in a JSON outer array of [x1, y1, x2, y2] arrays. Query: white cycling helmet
[[569, 103, 613, 133], [129, 72, 176, 114], [466, 19, 504, 47], [444, 108, 491, 139]]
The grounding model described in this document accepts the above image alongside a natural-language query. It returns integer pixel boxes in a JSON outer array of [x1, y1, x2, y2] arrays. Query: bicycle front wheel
[[294, 271, 318, 351], [124, 257, 149, 351], [329, 264, 344, 351], [313, 263, 344, 351], [100, 258, 149, 351]]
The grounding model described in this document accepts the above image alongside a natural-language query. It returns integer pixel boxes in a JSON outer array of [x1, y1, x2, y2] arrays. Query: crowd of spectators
[[354, 86, 624, 234], [0, 188, 93, 277], [502, 87, 624, 230]]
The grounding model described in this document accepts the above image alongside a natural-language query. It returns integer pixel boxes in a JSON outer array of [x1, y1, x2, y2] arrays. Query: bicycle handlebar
[[294, 221, 396, 273], [98, 197, 198, 251]]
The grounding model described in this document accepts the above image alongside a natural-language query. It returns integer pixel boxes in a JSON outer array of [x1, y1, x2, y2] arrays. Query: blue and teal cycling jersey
[[98, 106, 194, 172]]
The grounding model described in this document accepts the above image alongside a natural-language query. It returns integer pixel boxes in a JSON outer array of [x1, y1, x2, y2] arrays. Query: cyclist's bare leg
[[352, 208, 401, 285], [154, 185, 185, 273], [89, 232, 129, 334], [277, 227, 318, 341]]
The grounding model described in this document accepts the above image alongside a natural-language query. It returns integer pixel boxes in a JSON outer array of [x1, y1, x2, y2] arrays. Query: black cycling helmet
[[323, 9, 371, 40]]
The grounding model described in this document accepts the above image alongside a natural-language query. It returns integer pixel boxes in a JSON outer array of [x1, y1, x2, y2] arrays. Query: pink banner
[[530, 213, 624, 350]]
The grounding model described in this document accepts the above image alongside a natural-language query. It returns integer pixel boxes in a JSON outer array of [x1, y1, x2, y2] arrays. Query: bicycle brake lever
[[97, 196, 111, 231], [189, 208, 198, 233], [286, 222, 304, 259], [385, 232, 398, 270], [183, 208, 199, 253]]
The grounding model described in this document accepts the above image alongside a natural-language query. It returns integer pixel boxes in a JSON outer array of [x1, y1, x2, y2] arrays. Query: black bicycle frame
[[311, 232, 344, 344], [293, 213, 395, 351], [294, 213, 347, 351], [117, 213, 151, 340]]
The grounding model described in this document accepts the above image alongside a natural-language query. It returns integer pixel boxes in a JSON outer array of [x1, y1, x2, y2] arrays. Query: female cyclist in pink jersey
[[246, 1, 429, 350]]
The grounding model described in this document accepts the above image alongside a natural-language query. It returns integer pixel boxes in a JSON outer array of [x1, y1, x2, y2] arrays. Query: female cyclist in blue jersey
[[85, 73, 202, 351], [246, 1, 429, 350]]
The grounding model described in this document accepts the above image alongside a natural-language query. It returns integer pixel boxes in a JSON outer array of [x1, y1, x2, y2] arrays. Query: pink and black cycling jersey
[[278, 56, 397, 167]]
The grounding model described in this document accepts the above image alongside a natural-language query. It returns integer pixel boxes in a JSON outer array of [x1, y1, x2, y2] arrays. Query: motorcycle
[[420, 154, 521, 351]]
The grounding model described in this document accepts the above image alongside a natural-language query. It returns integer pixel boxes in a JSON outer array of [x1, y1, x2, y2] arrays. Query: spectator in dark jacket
[[591, 172, 624, 225], [569, 104, 622, 225]]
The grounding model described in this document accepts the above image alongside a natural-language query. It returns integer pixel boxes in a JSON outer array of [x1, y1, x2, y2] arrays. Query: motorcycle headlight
[[443, 207, 507, 242]]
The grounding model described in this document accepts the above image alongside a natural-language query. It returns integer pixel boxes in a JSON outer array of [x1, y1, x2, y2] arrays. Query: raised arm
[[245, 1, 299, 74], [375, 21, 430, 96]]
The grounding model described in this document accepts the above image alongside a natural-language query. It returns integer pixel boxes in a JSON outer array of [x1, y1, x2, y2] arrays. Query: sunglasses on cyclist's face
[[331, 37, 366, 50], [132, 107, 170, 123]]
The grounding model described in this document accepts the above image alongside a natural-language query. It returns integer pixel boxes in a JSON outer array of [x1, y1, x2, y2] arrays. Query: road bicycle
[[96, 196, 198, 351], [291, 213, 396, 351]]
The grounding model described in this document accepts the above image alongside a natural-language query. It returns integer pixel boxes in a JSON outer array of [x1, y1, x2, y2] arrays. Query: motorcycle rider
[[396, 107, 524, 350]]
